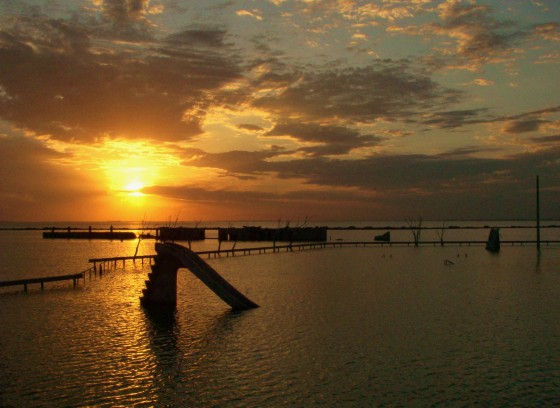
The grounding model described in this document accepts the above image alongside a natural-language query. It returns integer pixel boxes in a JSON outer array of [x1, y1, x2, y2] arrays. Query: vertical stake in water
[[536, 175, 541, 251]]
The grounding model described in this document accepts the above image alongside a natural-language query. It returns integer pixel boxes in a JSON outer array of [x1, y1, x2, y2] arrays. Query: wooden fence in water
[[2, 239, 558, 292], [0, 266, 95, 292], [89, 238, 560, 267]]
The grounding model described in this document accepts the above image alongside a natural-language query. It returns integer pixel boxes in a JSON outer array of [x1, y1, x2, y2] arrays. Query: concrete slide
[[142, 242, 258, 310]]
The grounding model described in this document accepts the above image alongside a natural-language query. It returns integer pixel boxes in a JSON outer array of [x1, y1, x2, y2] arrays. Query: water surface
[[1, 228, 559, 406]]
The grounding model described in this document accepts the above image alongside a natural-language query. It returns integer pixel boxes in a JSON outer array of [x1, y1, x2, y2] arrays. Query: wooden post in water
[[536, 175, 541, 251]]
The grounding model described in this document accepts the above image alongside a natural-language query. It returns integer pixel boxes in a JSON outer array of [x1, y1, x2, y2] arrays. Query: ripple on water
[[1, 246, 560, 406]]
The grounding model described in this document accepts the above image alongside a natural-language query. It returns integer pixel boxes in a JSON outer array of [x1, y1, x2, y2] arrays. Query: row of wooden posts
[[0, 255, 156, 292], [0, 267, 94, 292], [2, 238, 558, 292], [90, 239, 559, 266]]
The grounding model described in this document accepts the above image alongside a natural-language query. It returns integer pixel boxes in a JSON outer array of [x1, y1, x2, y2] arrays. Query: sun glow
[[124, 180, 145, 196], [94, 140, 161, 199]]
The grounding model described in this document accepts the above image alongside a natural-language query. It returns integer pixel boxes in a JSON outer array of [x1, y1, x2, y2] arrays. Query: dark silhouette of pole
[[536, 175, 541, 251]]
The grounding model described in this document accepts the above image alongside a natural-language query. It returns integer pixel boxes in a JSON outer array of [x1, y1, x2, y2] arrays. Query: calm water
[[1, 223, 560, 406]]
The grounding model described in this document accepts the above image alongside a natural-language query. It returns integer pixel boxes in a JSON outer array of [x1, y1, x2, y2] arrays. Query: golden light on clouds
[[0, 0, 558, 221]]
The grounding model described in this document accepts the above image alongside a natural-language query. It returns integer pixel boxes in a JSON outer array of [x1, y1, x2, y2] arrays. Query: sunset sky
[[0, 0, 559, 222]]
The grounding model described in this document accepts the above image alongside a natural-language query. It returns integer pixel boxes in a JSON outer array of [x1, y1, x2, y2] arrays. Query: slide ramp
[[141, 242, 258, 310]]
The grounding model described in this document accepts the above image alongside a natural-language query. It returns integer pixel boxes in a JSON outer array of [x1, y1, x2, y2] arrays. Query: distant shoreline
[[1, 224, 558, 231]]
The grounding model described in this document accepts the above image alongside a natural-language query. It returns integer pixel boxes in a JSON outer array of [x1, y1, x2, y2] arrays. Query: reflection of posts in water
[[142, 306, 249, 404], [144, 304, 178, 332], [536, 175, 541, 252], [142, 304, 180, 401], [436, 221, 447, 247], [535, 250, 542, 273]]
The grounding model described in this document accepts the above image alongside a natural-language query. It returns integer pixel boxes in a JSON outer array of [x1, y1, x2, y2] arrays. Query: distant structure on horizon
[[374, 231, 391, 242], [157, 227, 205, 242], [485, 228, 500, 253], [217, 226, 327, 242]]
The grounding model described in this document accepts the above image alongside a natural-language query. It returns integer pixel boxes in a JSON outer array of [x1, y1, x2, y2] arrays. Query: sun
[[124, 180, 145, 196]]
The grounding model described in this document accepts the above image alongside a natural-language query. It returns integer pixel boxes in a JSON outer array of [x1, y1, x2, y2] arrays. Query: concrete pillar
[[140, 255, 179, 306]]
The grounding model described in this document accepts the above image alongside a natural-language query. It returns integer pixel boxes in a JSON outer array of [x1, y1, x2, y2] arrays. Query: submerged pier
[[4, 233, 558, 294], [87, 238, 559, 270], [0, 268, 93, 291]]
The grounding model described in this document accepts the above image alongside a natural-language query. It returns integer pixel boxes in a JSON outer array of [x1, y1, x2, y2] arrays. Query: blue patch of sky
[[493, 0, 560, 23]]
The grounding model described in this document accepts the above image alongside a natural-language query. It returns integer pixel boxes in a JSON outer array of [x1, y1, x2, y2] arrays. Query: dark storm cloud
[[0, 4, 471, 147], [144, 183, 368, 205], [393, 1, 558, 71], [145, 182, 376, 215], [149, 145, 560, 219], [491, 106, 560, 134], [436, 146, 502, 158], [0, 11, 242, 143], [237, 123, 264, 132], [0, 133, 66, 163], [0, 135, 103, 218], [246, 52, 305, 92], [492, 106, 560, 135], [101, 0, 150, 23], [513, 106, 560, 117], [164, 28, 229, 48], [154, 29, 243, 95], [265, 122, 382, 156], [422, 105, 560, 132], [503, 119, 547, 134], [180, 147, 279, 176], [144, 185, 274, 204], [270, 154, 503, 192], [252, 61, 461, 124], [531, 134, 560, 144], [437, 1, 524, 59], [143, 182, 380, 221], [178, 143, 560, 195], [421, 109, 489, 129], [94, 0, 156, 41]]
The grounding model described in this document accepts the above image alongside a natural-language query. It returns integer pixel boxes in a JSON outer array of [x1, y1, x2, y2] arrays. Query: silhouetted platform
[[43, 231, 136, 240], [218, 226, 327, 242]]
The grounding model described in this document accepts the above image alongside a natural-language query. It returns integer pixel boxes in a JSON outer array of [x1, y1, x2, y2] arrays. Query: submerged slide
[[142, 242, 258, 310]]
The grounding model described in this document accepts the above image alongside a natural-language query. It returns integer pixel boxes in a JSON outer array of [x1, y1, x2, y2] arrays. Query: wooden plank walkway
[[4, 239, 557, 292], [0, 267, 94, 291], [196, 239, 560, 258], [88, 239, 560, 267], [88, 255, 156, 270]]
